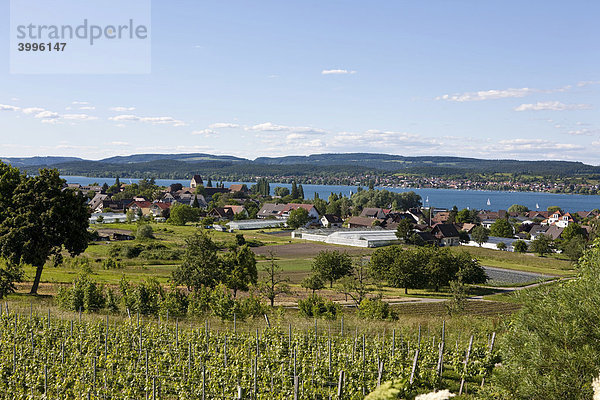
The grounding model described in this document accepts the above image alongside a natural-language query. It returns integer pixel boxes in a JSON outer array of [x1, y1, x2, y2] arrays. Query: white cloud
[[109, 114, 186, 127], [322, 69, 357, 75], [34, 110, 60, 119], [79, 106, 95, 110], [208, 122, 240, 129], [191, 129, 218, 136], [514, 101, 592, 111], [495, 138, 584, 151], [246, 122, 327, 135], [22, 107, 45, 114], [72, 101, 89, 105], [436, 88, 538, 102], [0, 104, 20, 111], [107, 141, 130, 146], [62, 113, 98, 121], [110, 106, 136, 112], [576, 80, 600, 87]]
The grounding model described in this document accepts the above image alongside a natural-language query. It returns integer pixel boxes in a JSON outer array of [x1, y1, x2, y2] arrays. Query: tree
[[274, 187, 290, 197], [222, 244, 258, 297], [168, 204, 199, 225], [426, 248, 460, 292], [191, 196, 200, 208], [492, 239, 600, 399], [489, 219, 514, 238], [172, 231, 222, 291], [338, 258, 375, 306], [369, 246, 426, 294], [508, 204, 529, 213], [312, 250, 353, 288], [547, 206, 563, 214], [562, 236, 587, 262], [455, 251, 487, 284], [136, 224, 154, 240], [207, 177, 213, 187], [291, 181, 299, 199], [561, 223, 586, 242], [0, 168, 90, 294], [260, 253, 290, 306], [471, 226, 489, 246], [298, 184, 305, 200], [287, 207, 309, 229], [301, 274, 325, 295], [513, 240, 528, 253], [395, 219, 413, 243], [496, 242, 507, 251], [0, 259, 23, 300], [529, 234, 553, 257], [458, 230, 470, 243]]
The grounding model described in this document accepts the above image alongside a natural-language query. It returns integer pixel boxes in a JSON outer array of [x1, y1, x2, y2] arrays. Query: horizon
[[1, 151, 600, 166], [1, 1, 599, 162]]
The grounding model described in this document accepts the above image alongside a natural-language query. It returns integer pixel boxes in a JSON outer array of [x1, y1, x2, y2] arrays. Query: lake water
[[64, 176, 600, 212]]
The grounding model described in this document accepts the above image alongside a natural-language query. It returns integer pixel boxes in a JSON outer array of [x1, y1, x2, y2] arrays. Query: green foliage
[[395, 219, 413, 242], [471, 225, 489, 246], [159, 285, 189, 317], [529, 234, 553, 256], [513, 240, 528, 253], [130, 278, 163, 316], [311, 250, 353, 288], [492, 240, 600, 399], [222, 244, 258, 296], [0, 259, 23, 300], [187, 287, 212, 317], [57, 274, 106, 313], [168, 203, 200, 226], [209, 284, 240, 321], [259, 255, 290, 307], [173, 230, 222, 291], [496, 241, 507, 250], [508, 204, 529, 213], [301, 274, 325, 294], [358, 298, 397, 321], [351, 189, 421, 211], [489, 219, 514, 238], [287, 207, 310, 229], [0, 166, 90, 294], [101, 258, 123, 270], [274, 186, 290, 197], [136, 224, 154, 240], [364, 380, 413, 400], [297, 294, 341, 320]]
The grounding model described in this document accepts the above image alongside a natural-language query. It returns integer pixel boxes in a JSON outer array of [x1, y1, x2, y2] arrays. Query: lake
[[64, 176, 600, 212]]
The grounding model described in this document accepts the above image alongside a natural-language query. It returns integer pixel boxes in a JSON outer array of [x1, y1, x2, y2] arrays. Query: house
[[224, 205, 248, 218], [229, 184, 248, 194], [257, 203, 319, 221], [257, 204, 288, 219], [321, 214, 343, 228], [577, 210, 598, 220], [431, 211, 450, 225], [150, 202, 171, 217], [526, 211, 550, 220], [360, 208, 388, 219], [346, 216, 382, 229], [546, 211, 574, 228], [209, 207, 235, 220], [413, 230, 437, 246], [457, 223, 476, 234], [190, 175, 203, 189], [89, 193, 109, 213], [102, 199, 134, 213], [127, 201, 153, 216], [545, 225, 564, 240], [431, 223, 460, 246], [528, 224, 549, 239]]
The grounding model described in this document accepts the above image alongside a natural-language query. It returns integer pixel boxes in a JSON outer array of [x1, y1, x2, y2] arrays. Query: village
[[75, 174, 599, 257]]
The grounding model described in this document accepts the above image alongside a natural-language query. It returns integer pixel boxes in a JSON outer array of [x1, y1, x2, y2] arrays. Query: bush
[[109, 244, 145, 259], [102, 258, 123, 270], [136, 224, 154, 240], [298, 294, 340, 320], [358, 298, 397, 320], [0, 259, 23, 300], [210, 284, 241, 321], [131, 279, 163, 315], [187, 287, 212, 317], [240, 290, 267, 318], [57, 274, 105, 313], [160, 285, 189, 317]]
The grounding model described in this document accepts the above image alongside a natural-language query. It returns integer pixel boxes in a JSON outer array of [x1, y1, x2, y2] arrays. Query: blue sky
[[1, 0, 599, 163]]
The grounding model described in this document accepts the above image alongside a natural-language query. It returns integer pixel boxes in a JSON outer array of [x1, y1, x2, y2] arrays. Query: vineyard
[[0, 306, 499, 399]]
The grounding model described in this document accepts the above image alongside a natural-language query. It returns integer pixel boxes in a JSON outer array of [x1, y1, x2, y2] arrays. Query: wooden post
[[409, 349, 419, 384], [337, 370, 345, 398], [459, 335, 474, 395], [293, 375, 299, 400], [481, 332, 496, 387], [44, 364, 48, 396], [377, 360, 384, 387]]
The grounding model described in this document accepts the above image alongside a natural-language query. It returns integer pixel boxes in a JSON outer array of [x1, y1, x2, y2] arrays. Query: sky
[[0, 1, 599, 163]]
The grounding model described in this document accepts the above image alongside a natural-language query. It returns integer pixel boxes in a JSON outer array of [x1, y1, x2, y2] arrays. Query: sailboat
[[536, 203, 540, 210], [425, 196, 429, 204], [487, 198, 491, 207]]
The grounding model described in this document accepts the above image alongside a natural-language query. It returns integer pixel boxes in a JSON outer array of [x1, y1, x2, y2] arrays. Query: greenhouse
[[227, 219, 287, 230]]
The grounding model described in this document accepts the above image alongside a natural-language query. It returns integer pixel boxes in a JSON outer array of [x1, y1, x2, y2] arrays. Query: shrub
[[298, 294, 340, 320], [109, 244, 145, 259], [131, 278, 163, 315], [0, 259, 23, 300], [57, 274, 105, 313], [358, 298, 397, 320], [102, 258, 123, 270], [160, 285, 189, 317], [240, 290, 267, 318], [136, 224, 154, 240], [210, 284, 241, 321], [187, 287, 212, 317]]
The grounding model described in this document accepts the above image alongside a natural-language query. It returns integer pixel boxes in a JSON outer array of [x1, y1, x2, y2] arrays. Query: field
[[0, 304, 500, 399]]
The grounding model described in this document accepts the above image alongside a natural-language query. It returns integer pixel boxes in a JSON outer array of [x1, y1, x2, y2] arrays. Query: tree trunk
[[270, 298, 274, 307], [404, 287, 408, 295], [30, 264, 44, 294]]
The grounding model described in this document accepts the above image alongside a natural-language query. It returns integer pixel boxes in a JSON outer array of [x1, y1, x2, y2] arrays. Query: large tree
[[471, 225, 489, 246], [260, 252, 290, 306], [172, 230, 222, 291], [312, 250, 353, 288], [0, 167, 89, 294], [222, 244, 258, 297], [287, 207, 309, 229], [489, 219, 514, 238]]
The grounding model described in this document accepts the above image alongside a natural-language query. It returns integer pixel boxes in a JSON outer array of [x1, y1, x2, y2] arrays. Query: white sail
[[536, 203, 539, 209], [487, 198, 491, 206]]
